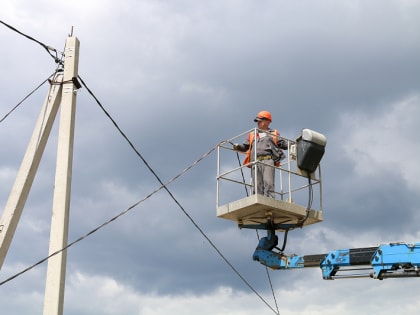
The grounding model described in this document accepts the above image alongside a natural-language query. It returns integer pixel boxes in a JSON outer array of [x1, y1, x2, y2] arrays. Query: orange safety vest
[[243, 129, 280, 167]]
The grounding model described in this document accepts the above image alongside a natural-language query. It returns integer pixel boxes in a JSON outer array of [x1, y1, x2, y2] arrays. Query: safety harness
[[243, 129, 280, 167]]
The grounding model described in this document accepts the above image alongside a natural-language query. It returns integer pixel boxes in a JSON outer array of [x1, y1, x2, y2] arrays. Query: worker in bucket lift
[[233, 111, 287, 198]]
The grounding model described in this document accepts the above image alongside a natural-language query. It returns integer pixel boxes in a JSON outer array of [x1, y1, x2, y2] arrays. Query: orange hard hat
[[254, 111, 272, 122]]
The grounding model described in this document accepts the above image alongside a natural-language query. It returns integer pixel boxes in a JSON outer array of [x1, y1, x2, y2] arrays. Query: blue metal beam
[[253, 238, 420, 280]]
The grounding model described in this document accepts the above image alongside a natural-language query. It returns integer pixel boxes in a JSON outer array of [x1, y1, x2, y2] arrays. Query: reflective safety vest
[[243, 129, 280, 167]]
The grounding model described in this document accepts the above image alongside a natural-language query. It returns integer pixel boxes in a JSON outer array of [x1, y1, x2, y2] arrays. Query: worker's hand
[[233, 143, 241, 151], [278, 139, 288, 150]]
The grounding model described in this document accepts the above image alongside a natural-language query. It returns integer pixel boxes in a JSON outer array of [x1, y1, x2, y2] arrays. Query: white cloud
[[65, 269, 420, 315], [339, 95, 420, 192], [65, 272, 271, 315]]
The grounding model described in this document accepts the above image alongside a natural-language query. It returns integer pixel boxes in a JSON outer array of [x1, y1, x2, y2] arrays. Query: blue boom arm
[[253, 235, 420, 280]]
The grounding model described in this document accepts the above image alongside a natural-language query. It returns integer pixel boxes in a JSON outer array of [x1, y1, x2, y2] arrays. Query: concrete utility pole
[[42, 35, 80, 315], [0, 76, 63, 270], [0, 35, 80, 315]]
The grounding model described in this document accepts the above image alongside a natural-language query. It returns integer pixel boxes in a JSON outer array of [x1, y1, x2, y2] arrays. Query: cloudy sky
[[1, 0, 420, 314]]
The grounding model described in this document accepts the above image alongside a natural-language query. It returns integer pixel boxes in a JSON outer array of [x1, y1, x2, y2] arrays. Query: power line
[[0, 19, 61, 64], [78, 75, 280, 314], [0, 137, 278, 313], [0, 145, 212, 286], [235, 150, 280, 315], [0, 73, 55, 124]]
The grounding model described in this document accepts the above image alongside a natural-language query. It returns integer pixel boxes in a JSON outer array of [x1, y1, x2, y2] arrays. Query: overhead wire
[[78, 76, 280, 315], [233, 145, 280, 315], [0, 19, 62, 64], [0, 73, 55, 124], [0, 144, 213, 286], [255, 226, 280, 315], [0, 137, 278, 315], [0, 19, 65, 126]]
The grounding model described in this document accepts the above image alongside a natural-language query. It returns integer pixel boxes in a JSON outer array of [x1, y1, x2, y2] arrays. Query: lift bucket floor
[[217, 194, 323, 231]]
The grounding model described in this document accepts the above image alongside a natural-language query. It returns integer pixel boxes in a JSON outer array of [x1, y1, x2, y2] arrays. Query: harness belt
[[257, 155, 273, 161]]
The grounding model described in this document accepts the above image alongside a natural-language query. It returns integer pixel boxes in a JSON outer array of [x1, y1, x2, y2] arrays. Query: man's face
[[257, 118, 270, 130]]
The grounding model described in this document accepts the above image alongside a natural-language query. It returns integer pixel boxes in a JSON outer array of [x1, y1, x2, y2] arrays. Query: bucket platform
[[216, 129, 326, 232], [217, 194, 323, 231]]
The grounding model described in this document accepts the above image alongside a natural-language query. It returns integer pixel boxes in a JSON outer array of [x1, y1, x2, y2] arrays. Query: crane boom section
[[253, 239, 420, 280]]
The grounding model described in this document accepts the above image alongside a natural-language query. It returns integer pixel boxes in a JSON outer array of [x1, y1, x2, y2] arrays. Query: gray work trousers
[[251, 159, 275, 198]]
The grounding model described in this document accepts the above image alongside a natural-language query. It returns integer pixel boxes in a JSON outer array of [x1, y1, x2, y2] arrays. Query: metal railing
[[216, 129, 323, 212]]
